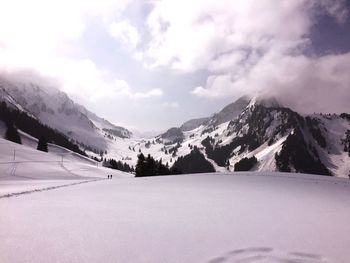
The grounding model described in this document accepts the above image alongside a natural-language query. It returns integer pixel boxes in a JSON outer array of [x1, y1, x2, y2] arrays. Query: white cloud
[[193, 51, 350, 113], [132, 88, 163, 99], [191, 75, 240, 98], [0, 54, 163, 103], [0, 0, 132, 57], [161, 101, 179, 108], [109, 20, 140, 49], [144, 0, 348, 72], [0, 0, 164, 103], [0, 0, 135, 100], [144, 0, 322, 71], [111, 80, 163, 99], [138, 0, 350, 113]]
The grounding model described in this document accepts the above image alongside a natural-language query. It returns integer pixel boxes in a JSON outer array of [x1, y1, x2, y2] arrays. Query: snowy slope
[[0, 76, 132, 152], [0, 86, 31, 114], [0, 172, 349, 263], [180, 117, 209, 131], [307, 114, 350, 177], [0, 136, 132, 196]]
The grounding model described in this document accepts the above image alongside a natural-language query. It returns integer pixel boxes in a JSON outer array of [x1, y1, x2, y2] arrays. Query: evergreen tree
[[156, 159, 171, 175], [5, 120, 21, 144], [171, 147, 215, 174], [37, 136, 48, 152], [234, 156, 257, 171], [106, 158, 134, 173], [225, 159, 230, 170], [275, 131, 331, 175], [135, 153, 146, 177], [169, 166, 182, 175], [135, 153, 172, 177], [145, 154, 156, 176]]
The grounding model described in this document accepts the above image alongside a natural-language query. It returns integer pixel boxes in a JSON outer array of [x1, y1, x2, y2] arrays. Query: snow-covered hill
[[0, 76, 132, 152], [0, 134, 132, 197], [0, 135, 130, 180]]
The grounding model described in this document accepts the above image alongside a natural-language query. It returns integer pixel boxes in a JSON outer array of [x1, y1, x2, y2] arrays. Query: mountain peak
[[247, 95, 282, 109], [206, 96, 250, 126]]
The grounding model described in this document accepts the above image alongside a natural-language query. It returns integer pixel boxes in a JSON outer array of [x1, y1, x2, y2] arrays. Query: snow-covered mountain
[[120, 96, 350, 178], [1, 75, 349, 177], [179, 96, 249, 132], [0, 76, 132, 152]]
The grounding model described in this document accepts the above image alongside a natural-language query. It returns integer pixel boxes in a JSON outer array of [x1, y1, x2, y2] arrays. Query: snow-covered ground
[[1, 131, 350, 262], [0, 172, 349, 263], [0, 136, 132, 195]]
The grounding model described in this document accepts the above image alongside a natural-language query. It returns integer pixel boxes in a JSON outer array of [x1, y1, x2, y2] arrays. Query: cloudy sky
[[0, 0, 349, 132]]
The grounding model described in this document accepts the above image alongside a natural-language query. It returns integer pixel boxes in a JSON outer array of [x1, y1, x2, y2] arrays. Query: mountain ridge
[[0, 76, 132, 153], [0, 76, 349, 177]]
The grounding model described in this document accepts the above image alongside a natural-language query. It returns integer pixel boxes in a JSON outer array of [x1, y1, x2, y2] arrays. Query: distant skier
[[107, 175, 110, 179], [111, 174, 113, 179]]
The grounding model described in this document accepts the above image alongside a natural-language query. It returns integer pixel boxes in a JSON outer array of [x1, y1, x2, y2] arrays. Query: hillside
[[0, 76, 132, 153], [0, 136, 131, 191]]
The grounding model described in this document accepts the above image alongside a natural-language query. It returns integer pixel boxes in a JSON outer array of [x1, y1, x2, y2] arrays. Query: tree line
[[135, 153, 179, 177], [4, 114, 49, 152], [104, 158, 134, 173], [135, 146, 215, 177]]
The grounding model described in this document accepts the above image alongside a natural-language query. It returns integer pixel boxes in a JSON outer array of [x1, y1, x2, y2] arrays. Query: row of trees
[[4, 118, 48, 152], [135, 147, 216, 177], [105, 158, 134, 173], [171, 147, 215, 174], [234, 156, 257, 171], [135, 153, 181, 177]]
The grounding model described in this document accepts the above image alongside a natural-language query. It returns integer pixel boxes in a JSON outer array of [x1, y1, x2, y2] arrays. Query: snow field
[[0, 172, 349, 263]]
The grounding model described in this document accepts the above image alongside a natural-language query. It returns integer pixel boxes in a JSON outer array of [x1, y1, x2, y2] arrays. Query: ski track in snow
[[0, 178, 103, 199], [208, 247, 330, 263]]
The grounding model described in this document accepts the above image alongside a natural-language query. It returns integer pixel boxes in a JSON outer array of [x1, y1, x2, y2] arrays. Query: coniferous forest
[[135, 153, 177, 177], [105, 158, 134, 173], [234, 156, 258, 171], [171, 147, 215, 174]]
